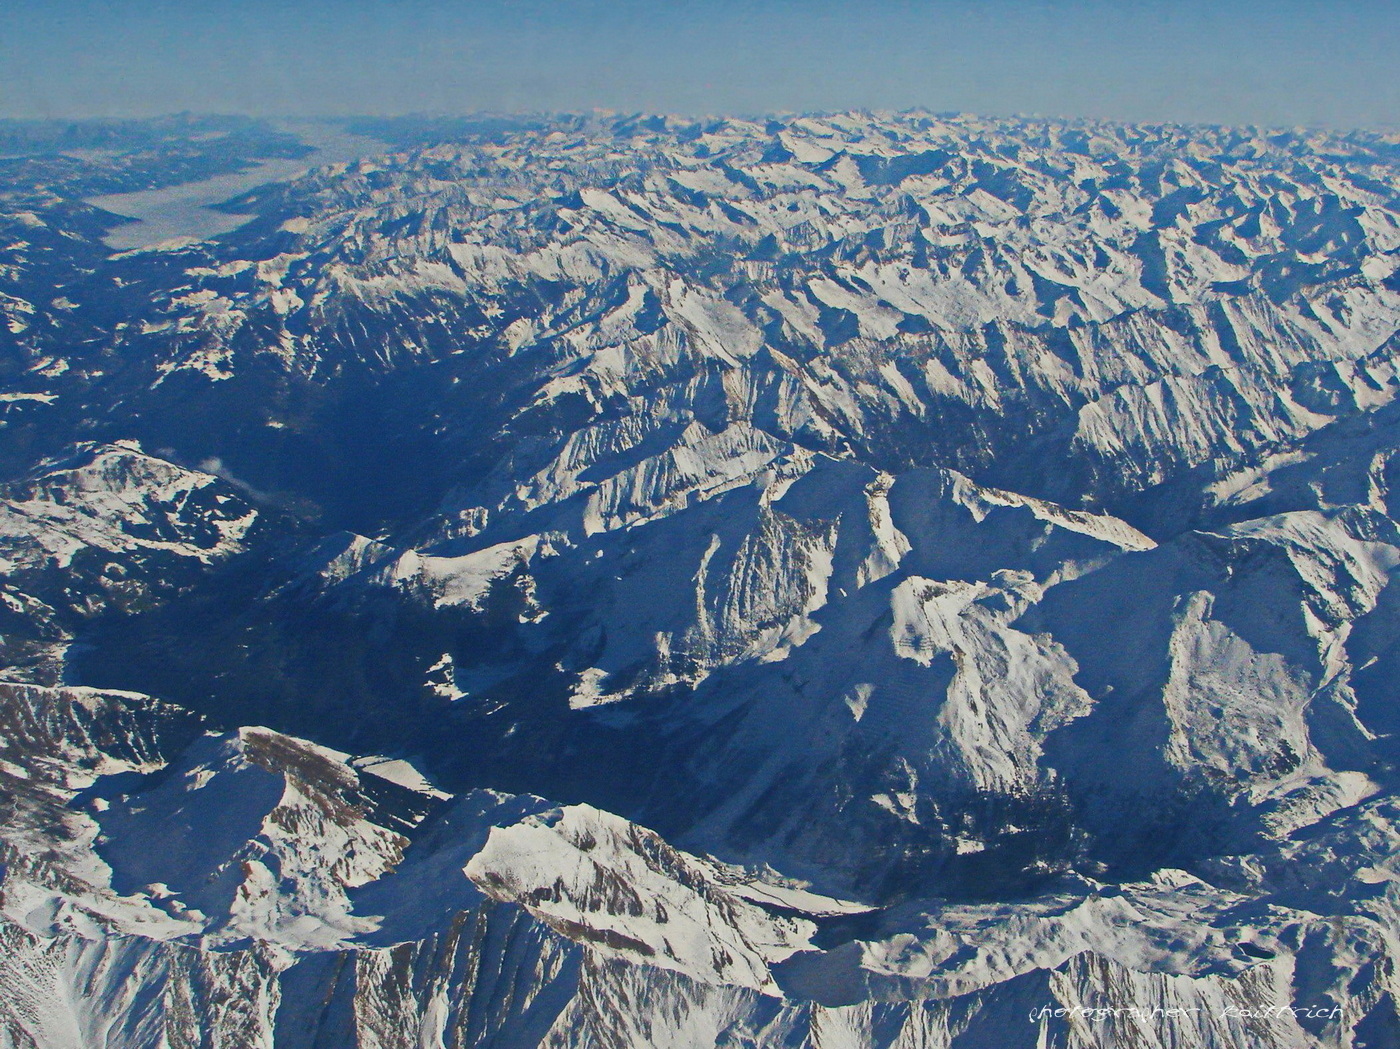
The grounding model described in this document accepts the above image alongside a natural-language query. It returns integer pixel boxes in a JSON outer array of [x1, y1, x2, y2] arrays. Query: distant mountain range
[[2, 111, 1400, 1047]]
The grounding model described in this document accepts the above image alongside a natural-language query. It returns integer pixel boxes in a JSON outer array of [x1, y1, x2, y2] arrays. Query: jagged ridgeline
[[3, 112, 1400, 1047]]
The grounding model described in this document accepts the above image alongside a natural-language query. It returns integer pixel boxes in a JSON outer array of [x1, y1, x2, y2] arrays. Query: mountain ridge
[[4, 111, 1400, 1046]]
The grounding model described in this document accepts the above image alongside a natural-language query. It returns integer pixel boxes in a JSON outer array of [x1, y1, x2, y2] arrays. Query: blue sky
[[4, 1, 1397, 128]]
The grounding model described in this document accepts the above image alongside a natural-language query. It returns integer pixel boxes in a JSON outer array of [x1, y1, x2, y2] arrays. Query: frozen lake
[[89, 121, 385, 251]]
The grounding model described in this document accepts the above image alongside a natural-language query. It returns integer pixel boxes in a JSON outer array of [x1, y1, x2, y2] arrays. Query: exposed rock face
[[4, 112, 1400, 1046]]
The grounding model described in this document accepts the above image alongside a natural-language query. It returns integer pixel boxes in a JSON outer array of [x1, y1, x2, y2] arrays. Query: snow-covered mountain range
[[3, 111, 1400, 1046]]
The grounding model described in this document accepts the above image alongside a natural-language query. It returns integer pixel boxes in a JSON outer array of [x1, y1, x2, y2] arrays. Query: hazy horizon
[[5, 0, 1399, 132]]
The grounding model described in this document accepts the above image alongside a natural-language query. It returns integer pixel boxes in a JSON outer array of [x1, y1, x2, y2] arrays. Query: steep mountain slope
[[4, 112, 1400, 1046], [0, 442, 266, 684]]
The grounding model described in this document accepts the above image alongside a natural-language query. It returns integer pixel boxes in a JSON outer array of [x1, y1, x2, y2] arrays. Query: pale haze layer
[[4, 0, 1398, 128]]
